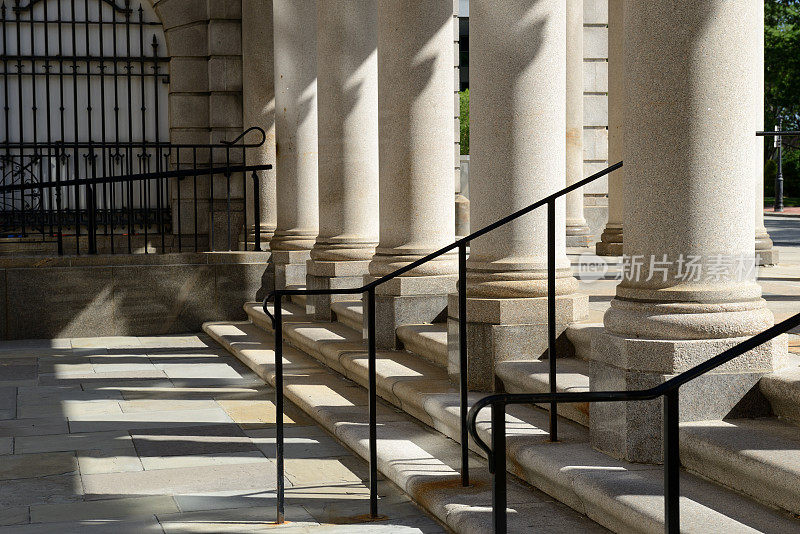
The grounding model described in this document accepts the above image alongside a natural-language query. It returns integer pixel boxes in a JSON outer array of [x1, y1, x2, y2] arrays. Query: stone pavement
[[572, 214, 800, 335], [0, 335, 446, 533]]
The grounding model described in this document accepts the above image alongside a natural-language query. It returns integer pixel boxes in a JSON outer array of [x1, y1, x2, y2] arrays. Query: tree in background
[[765, 0, 800, 198]]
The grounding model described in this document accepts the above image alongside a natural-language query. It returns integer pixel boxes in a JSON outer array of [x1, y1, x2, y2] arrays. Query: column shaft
[[591, 0, 783, 463], [565, 0, 590, 247], [241, 0, 276, 251], [596, 0, 623, 256], [270, 0, 318, 288], [368, 0, 458, 348], [307, 0, 379, 319]]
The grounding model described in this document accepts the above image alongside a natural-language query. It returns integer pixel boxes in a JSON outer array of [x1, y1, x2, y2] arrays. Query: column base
[[595, 226, 623, 256], [239, 225, 275, 252], [271, 250, 311, 290], [566, 224, 592, 247], [447, 293, 588, 391], [455, 193, 470, 239], [589, 331, 788, 464], [306, 260, 370, 320], [365, 275, 457, 349], [756, 248, 779, 266]]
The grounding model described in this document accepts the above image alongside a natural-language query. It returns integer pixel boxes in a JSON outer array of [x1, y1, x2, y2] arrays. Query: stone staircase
[[204, 296, 800, 533]]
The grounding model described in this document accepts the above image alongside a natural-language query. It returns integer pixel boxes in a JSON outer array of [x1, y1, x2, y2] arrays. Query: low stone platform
[[0, 334, 445, 533]]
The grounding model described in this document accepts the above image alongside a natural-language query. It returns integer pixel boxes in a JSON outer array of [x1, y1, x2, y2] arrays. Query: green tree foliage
[[765, 0, 800, 198], [459, 89, 469, 155]]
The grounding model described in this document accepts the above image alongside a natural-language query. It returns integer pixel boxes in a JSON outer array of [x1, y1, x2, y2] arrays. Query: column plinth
[[589, 0, 786, 464], [269, 0, 318, 289], [306, 0, 379, 320], [595, 0, 624, 257], [447, 0, 587, 391]]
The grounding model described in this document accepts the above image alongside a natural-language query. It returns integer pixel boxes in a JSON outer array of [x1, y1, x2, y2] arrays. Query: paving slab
[[130, 423, 257, 457], [0, 506, 28, 526], [29, 495, 179, 524], [81, 462, 283, 498], [0, 417, 69, 437], [15, 430, 133, 455], [67, 406, 233, 433], [0, 474, 83, 507], [217, 398, 316, 428], [247, 427, 351, 459], [77, 448, 144, 475], [0, 451, 78, 480], [139, 450, 270, 471], [0, 516, 164, 533]]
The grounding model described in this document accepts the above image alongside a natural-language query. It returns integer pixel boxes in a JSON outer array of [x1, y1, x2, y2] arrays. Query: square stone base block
[[271, 250, 311, 290], [365, 274, 457, 349], [447, 293, 589, 391], [589, 332, 788, 464], [756, 248, 779, 266], [306, 260, 370, 321], [595, 241, 622, 257], [566, 234, 592, 247]]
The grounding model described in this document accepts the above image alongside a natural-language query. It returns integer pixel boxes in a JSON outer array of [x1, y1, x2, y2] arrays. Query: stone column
[[595, 0, 623, 256], [449, 0, 587, 391], [306, 0, 379, 319], [269, 0, 318, 289], [590, 0, 785, 464], [241, 0, 276, 251], [368, 0, 458, 348], [755, 0, 778, 266], [565, 0, 590, 247]]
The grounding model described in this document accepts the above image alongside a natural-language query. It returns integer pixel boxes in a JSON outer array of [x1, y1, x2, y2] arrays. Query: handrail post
[[367, 287, 378, 518], [458, 241, 469, 486], [664, 390, 680, 533], [251, 170, 261, 251], [547, 199, 557, 441], [274, 293, 285, 524], [491, 402, 507, 534]]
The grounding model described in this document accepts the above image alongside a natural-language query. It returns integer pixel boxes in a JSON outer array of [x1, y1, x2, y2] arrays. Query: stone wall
[[150, 0, 246, 246], [0, 253, 271, 339]]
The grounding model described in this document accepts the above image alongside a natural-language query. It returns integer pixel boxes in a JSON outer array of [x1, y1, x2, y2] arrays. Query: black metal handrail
[[467, 312, 800, 534], [262, 161, 624, 524]]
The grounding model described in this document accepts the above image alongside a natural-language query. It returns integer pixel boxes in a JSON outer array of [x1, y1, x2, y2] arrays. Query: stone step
[[565, 323, 603, 360], [759, 353, 800, 425], [681, 417, 800, 516], [396, 323, 448, 369], [202, 320, 607, 534], [239, 302, 800, 534], [330, 300, 364, 332], [244, 301, 467, 440], [495, 357, 590, 427], [284, 284, 307, 307]]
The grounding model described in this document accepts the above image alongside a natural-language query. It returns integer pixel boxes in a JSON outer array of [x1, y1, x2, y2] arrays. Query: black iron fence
[[0, 0, 195, 254], [262, 161, 624, 524], [0, 127, 270, 254]]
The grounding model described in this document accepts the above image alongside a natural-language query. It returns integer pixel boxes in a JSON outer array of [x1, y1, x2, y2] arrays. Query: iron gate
[[0, 0, 169, 243]]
